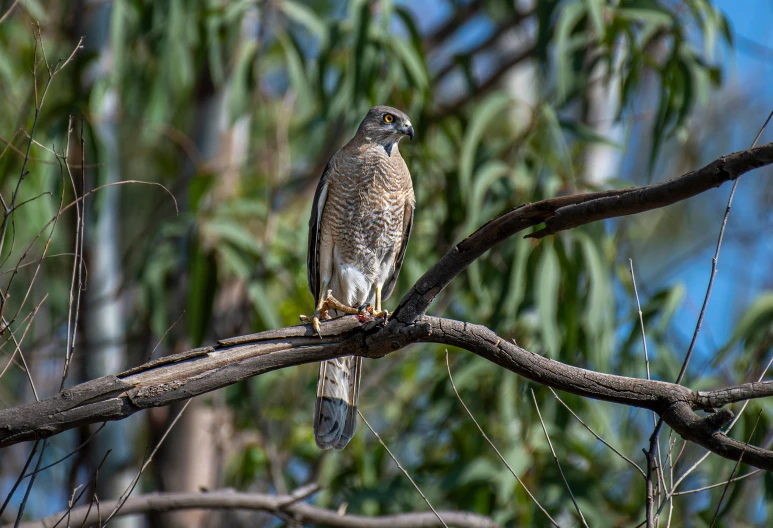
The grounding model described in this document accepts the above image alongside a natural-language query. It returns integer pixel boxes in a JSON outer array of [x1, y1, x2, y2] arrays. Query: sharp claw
[[312, 316, 322, 338], [372, 309, 389, 321]]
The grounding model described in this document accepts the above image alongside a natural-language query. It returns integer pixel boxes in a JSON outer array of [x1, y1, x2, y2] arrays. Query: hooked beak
[[400, 122, 414, 140]]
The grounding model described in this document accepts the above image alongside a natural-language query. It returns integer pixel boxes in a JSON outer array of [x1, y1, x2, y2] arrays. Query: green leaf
[[186, 239, 218, 347], [537, 241, 561, 357], [351, 0, 371, 102], [248, 281, 281, 329], [205, 218, 262, 255], [729, 293, 773, 345], [459, 93, 511, 197], [465, 160, 510, 234], [280, 0, 326, 40], [228, 38, 259, 120], [385, 35, 429, 91], [559, 118, 623, 148], [554, 1, 587, 102], [278, 30, 313, 104], [585, 0, 605, 38], [655, 283, 685, 334], [616, 7, 674, 28], [502, 235, 531, 323]]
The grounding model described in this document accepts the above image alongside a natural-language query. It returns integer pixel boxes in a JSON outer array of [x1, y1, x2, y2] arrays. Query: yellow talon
[[302, 291, 363, 337]]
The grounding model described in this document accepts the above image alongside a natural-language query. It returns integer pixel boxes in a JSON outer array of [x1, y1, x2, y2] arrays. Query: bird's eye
[[383, 114, 394, 123]]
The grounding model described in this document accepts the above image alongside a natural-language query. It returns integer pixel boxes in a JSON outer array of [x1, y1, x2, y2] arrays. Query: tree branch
[[2, 142, 773, 472], [393, 141, 773, 323], [11, 488, 501, 528]]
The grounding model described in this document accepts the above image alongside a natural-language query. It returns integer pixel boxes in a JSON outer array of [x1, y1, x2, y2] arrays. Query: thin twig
[[630, 259, 666, 526], [102, 399, 193, 524], [0, 313, 38, 402], [358, 410, 449, 528], [2, 253, 85, 275], [13, 440, 48, 528], [708, 411, 762, 528], [22, 423, 107, 479], [147, 310, 185, 362], [445, 352, 560, 527], [3, 140, 67, 332], [530, 389, 588, 528], [0, 32, 80, 267], [60, 117, 86, 389], [0, 0, 20, 25], [7, 192, 52, 214], [672, 469, 761, 496], [47, 450, 111, 528], [664, 109, 773, 493], [548, 388, 645, 478], [658, 432, 680, 528], [675, 109, 773, 385], [0, 441, 39, 519], [0, 295, 48, 390], [76, 492, 95, 528], [65, 485, 82, 528], [630, 259, 652, 382]]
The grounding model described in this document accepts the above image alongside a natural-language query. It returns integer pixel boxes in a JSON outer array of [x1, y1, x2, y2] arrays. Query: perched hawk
[[304, 106, 415, 450]]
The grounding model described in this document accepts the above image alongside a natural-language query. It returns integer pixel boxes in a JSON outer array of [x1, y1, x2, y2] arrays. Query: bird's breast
[[323, 155, 412, 269]]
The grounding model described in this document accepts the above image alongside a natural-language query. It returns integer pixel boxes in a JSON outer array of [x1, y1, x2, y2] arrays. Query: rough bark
[[2, 142, 773, 473]]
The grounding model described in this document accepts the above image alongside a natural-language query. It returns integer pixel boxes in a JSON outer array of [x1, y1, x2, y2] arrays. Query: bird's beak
[[400, 123, 415, 140]]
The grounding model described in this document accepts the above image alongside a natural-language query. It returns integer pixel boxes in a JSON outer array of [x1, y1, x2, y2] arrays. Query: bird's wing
[[307, 161, 332, 302], [381, 199, 414, 301]]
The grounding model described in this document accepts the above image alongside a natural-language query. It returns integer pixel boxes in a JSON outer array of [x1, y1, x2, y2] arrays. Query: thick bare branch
[[2, 142, 773, 473], [3, 314, 773, 470], [11, 489, 500, 528], [393, 141, 773, 323]]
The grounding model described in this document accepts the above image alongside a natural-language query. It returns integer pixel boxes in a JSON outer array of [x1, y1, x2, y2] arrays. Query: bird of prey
[[303, 106, 415, 450]]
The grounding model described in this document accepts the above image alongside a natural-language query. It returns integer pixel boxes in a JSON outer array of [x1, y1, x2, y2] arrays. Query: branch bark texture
[[2, 142, 773, 472]]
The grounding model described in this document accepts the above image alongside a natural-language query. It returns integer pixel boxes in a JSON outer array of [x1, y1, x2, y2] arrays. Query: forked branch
[[2, 142, 773, 473]]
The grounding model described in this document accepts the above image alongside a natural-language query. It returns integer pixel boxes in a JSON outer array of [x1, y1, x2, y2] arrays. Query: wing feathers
[[307, 162, 332, 302], [381, 200, 414, 301]]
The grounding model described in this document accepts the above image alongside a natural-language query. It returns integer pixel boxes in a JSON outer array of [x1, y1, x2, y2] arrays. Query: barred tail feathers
[[313, 356, 362, 450]]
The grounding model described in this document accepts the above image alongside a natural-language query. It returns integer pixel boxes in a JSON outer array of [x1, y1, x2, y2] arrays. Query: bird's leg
[[373, 286, 389, 320], [300, 289, 333, 336], [300, 290, 360, 336], [324, 294, 361, 315]]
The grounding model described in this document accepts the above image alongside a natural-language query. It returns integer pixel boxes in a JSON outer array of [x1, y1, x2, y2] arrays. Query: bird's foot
[[352, 304, 375, 324], [324, 294, 361, 315], [301, 292, 360, 337], [300, 314, 325, 337], [358, 304, 389, 323]]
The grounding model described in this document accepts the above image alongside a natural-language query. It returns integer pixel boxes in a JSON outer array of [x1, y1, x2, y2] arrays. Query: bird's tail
[[313, 355, 362, 450]]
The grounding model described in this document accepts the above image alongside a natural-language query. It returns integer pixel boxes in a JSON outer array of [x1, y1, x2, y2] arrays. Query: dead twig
[[358, 409, 449, 528], [530, 389, 588, 528], [446, 352, 560, 527]]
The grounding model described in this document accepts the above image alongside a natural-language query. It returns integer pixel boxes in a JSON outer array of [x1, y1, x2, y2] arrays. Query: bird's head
[[356, 105, 414, 155]]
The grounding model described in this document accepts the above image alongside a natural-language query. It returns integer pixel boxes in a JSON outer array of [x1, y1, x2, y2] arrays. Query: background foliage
[[1, 0, 772, 526]]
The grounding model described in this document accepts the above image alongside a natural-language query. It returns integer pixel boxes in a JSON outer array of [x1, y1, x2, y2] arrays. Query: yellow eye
[[383, 114, 394, 123]]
